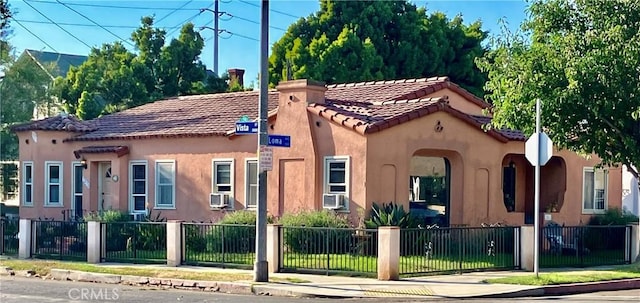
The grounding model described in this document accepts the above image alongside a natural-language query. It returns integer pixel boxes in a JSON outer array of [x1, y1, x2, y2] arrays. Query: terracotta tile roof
[[325, 76, 490, 108], [467, 115, 527, 141], [73, 146, 129, 158], [66, 91, 279, 142], [10, 114, 95, 132]]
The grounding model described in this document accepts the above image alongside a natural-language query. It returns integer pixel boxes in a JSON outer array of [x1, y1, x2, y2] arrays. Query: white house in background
[[622, 165, 639, 216]]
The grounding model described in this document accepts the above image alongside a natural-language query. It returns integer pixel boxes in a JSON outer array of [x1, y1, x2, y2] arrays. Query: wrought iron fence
[[0, 217, 19, 255], [182, 223, 255, 268], [399, 226, 520, 276], [101, 222, 166, 264], [32, 220, 87, 261], [540, 225, 631, 268], [279, 226, 378, 277]]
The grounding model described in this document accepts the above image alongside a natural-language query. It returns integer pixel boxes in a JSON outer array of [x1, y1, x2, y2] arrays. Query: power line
[[12, 19, 60, 54], [223, 12, 286, 31], [237, 0, 299, 19], [21, 1, 94, 50], [155, 0, 195, 25], [222, 29, 259, 42], [54, 0, 135, 48], [166, 10, 206, 37], [15, 19, 183, 30], [26, 0, 200, 11]]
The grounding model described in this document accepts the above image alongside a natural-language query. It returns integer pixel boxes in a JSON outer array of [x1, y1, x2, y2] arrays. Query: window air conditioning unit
[[130, 213, 146, 222], [323, 194, 345, 209], [210, 193, 230, 208]]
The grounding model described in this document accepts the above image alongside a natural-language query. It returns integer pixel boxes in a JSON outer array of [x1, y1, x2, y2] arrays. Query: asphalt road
[[0, 276, 638, 302]]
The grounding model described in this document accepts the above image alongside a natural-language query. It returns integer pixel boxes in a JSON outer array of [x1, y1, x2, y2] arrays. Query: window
[[129, 161, 147, 213], [155, 160, 175, 208], [72, 163, 84, 217], [245, 159, 258, 208], [45, 161, 63, 206], [212, 159, 234, 208], [583, 167, 608, 213], [323, 156, 350, 210], [22, 161, 33, 206]]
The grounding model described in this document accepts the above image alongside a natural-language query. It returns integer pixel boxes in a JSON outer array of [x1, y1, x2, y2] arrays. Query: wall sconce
[[509, 160, 515, 169], [80, 158, 88, 169]]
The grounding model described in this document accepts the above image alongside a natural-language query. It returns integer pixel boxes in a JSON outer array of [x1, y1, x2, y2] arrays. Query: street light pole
[[534, 98, 541, 277], [254, 0, 269, 283]]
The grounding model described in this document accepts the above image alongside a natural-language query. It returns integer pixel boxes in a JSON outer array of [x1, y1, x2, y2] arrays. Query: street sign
[[268, 134, 291, 147], [259, 145, 272, 172], [525, 132, 553, 166], [235, 121, 258, 134]]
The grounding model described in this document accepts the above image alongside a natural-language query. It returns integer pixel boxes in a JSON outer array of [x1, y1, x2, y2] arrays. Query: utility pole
[[533, 98, 541, 277], [254, 0, 269, 283], [213, 0, 219, 76]]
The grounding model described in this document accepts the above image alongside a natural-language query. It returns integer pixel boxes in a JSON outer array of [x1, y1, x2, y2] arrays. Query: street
[[0, 276, 638, 302]]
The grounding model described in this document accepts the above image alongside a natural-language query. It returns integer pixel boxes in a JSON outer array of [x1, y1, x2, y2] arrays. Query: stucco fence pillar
[[519, 225, 534, 271], [86, 221, 102, 263], [377, 226, 400, 281], [18, 219, 32, 259], [266, 224, 281, 273], [167, 220, 182, 267], [629, 223, 639, 263]]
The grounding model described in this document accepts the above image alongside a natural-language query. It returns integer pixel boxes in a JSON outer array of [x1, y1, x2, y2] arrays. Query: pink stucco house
[[11, 74, 622, 226]]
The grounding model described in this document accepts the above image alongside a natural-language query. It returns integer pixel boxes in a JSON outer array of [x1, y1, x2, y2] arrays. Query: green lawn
[[184, 251, 255, 267], [399, 253, 515, 275], [103, 250, 166, 264], [539, 250, 627, 268], [485, 263, 640, 286]]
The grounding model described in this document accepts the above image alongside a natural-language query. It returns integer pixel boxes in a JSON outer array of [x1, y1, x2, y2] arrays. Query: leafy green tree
[[477, 0, 640, 180], [269, 0, 488, 95], [55, 16, 229, 120]]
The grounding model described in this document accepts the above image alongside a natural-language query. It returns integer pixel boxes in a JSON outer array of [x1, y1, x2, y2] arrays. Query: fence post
[[519, 225, 534, 271], [266, 224, 281, 273], [167, 220, 182, 267], [87, 221, 101, 264], [18, 219, 32, 259], [377, 226, 400, 281], [629, 223, 639, 263]]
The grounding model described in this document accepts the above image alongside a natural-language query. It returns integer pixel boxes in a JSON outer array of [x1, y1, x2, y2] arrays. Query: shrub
[[279, 210, 352, 254], [588, 207, 638, 226], [364, 202, 419, 229], [202, 211, 261, 254], [83, 210, 130, 223]]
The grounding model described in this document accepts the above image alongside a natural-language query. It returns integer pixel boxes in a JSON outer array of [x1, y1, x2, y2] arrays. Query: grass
[[485, 262, 640, 286], [0, 259, 310, 283]]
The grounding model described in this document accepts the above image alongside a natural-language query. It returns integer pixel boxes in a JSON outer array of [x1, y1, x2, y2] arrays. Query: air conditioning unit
[[210, 193, 230, 208], [130, 213, 146, 222], [323, 194, 345, 209]]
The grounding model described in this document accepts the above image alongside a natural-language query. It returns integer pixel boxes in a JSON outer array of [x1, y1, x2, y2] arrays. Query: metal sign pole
[[534, 98, 541, 277], [254, 0, 269, 283]]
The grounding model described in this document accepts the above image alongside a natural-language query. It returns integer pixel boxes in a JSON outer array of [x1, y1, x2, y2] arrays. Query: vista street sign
[[235, 121, 258, 134], [268, 135, 291, 147], [525, 132, 553, 166]]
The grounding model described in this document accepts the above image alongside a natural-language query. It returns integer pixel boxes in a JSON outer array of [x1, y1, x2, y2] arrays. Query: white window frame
[[244, 158, 258, 209], [323, 156, 350, 210], [582, 167, 608, 214], [44, 161, 63, 207], [155, 160, 176, 209], [21, 161, 33, 206], [129, 160, 148, 214], [212, 158, 235, 209], [71, 161, 84, 213]]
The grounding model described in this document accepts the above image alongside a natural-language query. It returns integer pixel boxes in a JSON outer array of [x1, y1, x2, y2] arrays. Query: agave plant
[[364, 202, 416, 229]]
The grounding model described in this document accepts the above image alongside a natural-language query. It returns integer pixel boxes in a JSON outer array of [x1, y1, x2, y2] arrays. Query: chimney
[[228, 68, 245, 87], [276, 79, 327, 106]]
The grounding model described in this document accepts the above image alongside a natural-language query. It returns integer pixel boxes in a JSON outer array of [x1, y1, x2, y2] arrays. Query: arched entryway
[[409, 150, 463, 227]]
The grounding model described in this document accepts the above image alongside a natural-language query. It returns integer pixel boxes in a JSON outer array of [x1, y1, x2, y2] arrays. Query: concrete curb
[[48, 269, 254, 295], [251, 285, 354, 298], [541, 278, 640, 296]]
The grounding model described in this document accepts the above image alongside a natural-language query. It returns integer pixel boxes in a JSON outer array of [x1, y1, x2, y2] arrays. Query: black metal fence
[[182, 223, 255, 268], [0, 218, 19, 255], [101, 222, 166, 264], [279, 226, 378, 277], [32, 220, 87, 261], [540, 225, 632, 268], [400, 226, 520, 276]]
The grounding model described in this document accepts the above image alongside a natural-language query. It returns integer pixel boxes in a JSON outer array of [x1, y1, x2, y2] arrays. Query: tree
[[477, 0, 640, 180], [269, 0, 488, 95], [55, 16, 228, 120]]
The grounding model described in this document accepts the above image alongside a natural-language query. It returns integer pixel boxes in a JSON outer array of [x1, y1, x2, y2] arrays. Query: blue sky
[[9, 0, 530, 86]]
